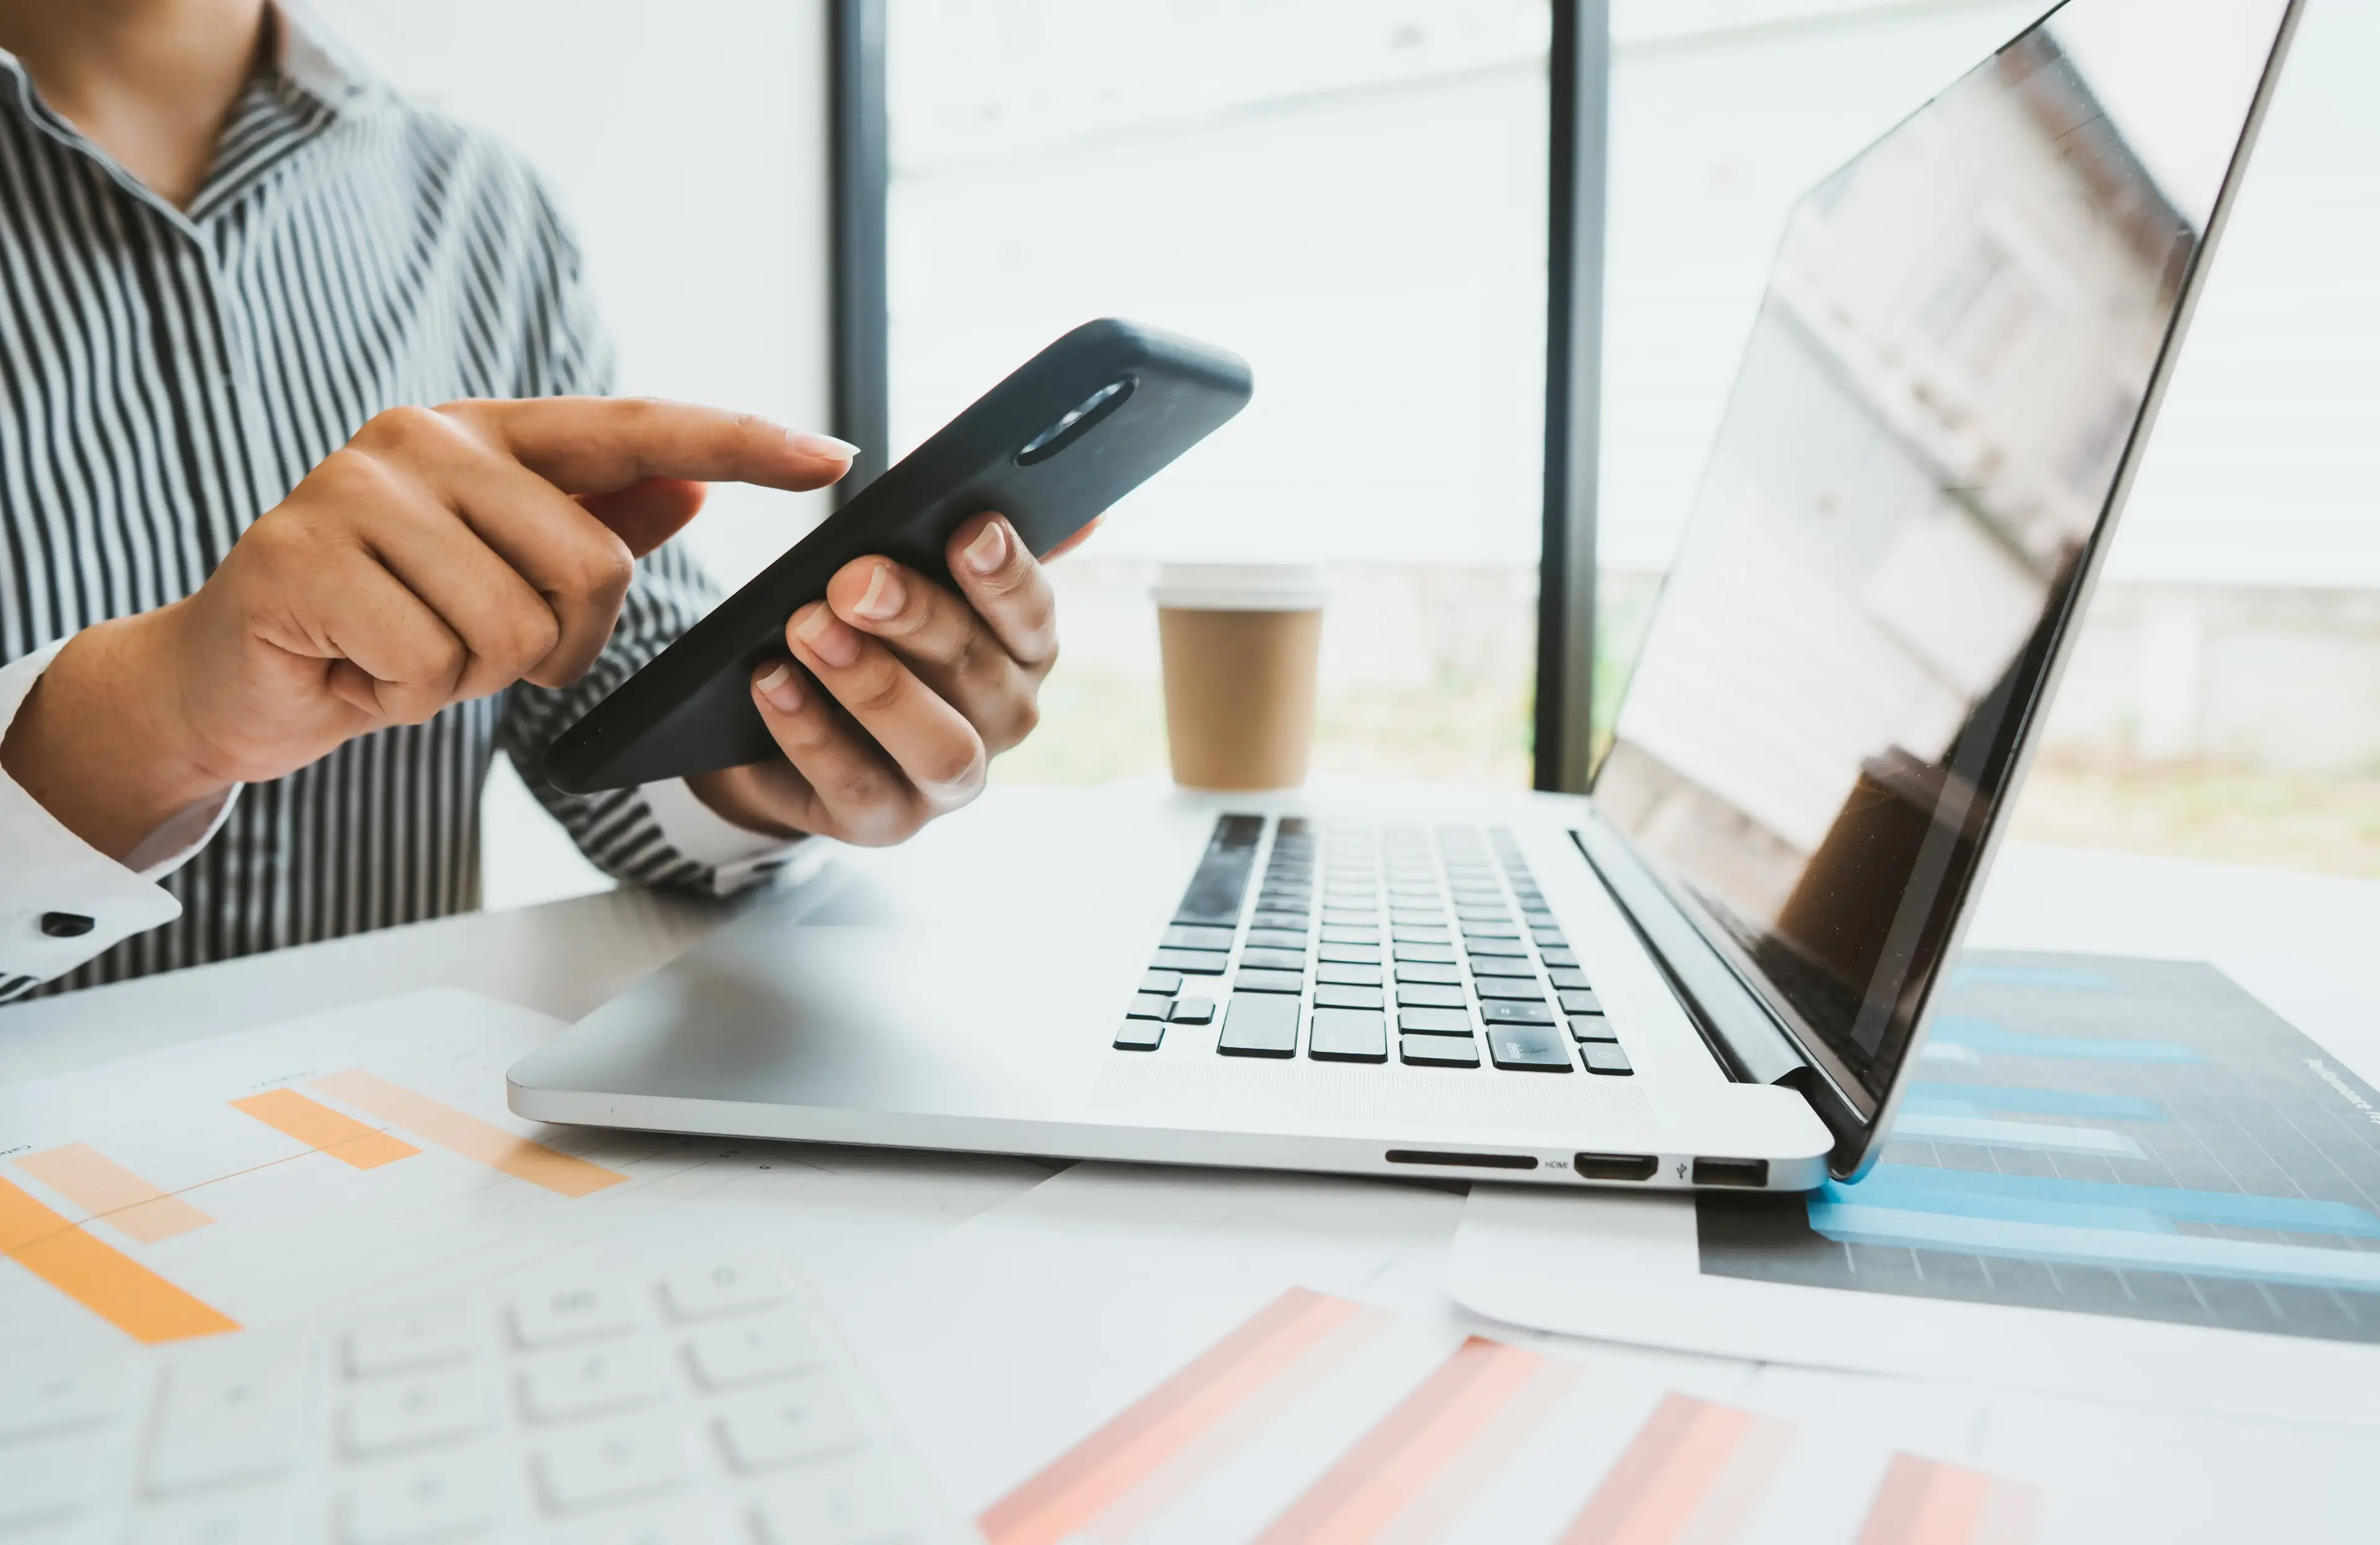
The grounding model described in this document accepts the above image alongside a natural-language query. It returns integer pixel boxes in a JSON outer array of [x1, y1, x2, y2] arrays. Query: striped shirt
[[0, 13, 781, 1003]]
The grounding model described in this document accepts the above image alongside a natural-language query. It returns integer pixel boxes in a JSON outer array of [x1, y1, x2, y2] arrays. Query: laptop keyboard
[[1117, 815, 1629, 1075]]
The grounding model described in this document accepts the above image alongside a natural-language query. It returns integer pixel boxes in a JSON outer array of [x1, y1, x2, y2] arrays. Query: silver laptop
[[509, 0, 2301, 1192]]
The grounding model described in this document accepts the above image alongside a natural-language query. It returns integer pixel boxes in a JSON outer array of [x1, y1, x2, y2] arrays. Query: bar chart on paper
[[976, 1287, 2039, 1545], [0, 991, 811, 1358], [1698, 954, 2380, 1342]]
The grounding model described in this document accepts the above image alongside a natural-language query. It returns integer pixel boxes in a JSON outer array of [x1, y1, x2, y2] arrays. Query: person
[[0, 1, 1070, 1001]]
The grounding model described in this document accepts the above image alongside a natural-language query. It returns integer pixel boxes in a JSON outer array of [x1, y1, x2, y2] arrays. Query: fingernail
[[754, 662, 804, 714], [963, 520, 1008, 575], [852, 563, 904, 621], [789, 432, 861, 461], [794, 604, 862, 669]]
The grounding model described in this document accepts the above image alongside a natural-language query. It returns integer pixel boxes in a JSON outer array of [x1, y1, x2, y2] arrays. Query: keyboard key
[[520, 1344, 666, 1422], [1391, 924, 1450, 944], [1170, 996, 1215, 1024], [1320, 926, 1379, 945], [1454, 905, 1509, 922], [1395, 961, 1461, 986], [1549, 968, 1593, 993], [1470, 956, 1536, 979], [341, 1454, 502, 1543], [343, 1371, 495, 1455], [1466, 939, 1528, 959], [1114, 1021, 1163, 1051], [1163, 924, 1235, 952], [1241, 947, 1307, 972], [1474, 976, 1545, 1001], [1488, 1024, 1574, 1073], [1533, 929, 1569, 948], [1314, 983, 1384, 1011], [1462, 923, 1519, 941], [1392, 942, 1455, 965], [1398, 1007, 1474, 1036], [1126, 993, 1173, 1020], [1247, 927, 1310, 952], [1482, 999, 1554, 1025], [1582, 1042, 1634, 1075], [1318, 944, 1380, 965], [346, 1306, 478, 1377], [1540, 948, 1579, 968], [662, 1260, 791, 1321], [685, 1312, 827, 1390], [535, 1418, 694, 1511], [1388, 908, 1445, 925], [1320, 908, 1375, 926], [1316, 962, 1382, 987], [1235, 968, 1303, 995], [1396, 983, 1466, 1010], [1558, 987, 1602, 1015], [1251, 910, 1309, 932], [1569, 1015, 1618, 1043], [1140, 970, 1184, 996], [715, 1383, 863, 1473], [752, 1468, 913, 1545], [146, 1342, 304, 1494], [1175, 815, 1261, 924], [1151, 949, 1227, 975], [1308, 1009, 1388, 1063], [1219, 993, 1300, 1057], [1399, 1034, 1481, 1068]]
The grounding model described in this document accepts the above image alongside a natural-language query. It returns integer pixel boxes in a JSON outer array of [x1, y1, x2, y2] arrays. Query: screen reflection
[[1593, 0, 2291, 1106]]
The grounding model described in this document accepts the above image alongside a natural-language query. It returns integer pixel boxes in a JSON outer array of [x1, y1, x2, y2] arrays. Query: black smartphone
[[544, 318, 1253, 794]]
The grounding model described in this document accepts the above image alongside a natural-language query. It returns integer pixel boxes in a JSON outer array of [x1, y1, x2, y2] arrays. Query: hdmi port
[[1691, 1157, 1770, 1188], [1573, 1152, 1659, 1182]]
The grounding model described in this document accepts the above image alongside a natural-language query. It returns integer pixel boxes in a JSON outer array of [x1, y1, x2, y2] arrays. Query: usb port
[[1573, 1152, 1659, 1182], [1691, 1157, 1770, 1188]]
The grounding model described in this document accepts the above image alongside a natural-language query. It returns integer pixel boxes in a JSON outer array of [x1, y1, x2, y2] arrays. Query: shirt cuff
[[640, 776, 809, 897], [0, 639, 238, 991]]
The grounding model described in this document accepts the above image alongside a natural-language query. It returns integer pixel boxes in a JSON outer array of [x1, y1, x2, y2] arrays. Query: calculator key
[[1219, 993, 1300, 1057], [1488, 1024, 1575, 1073], [1582, 1042, 1635, 1075], [341, 1454, 501, 1544], [1314, 983, 1385, 1011], [545, 1513, 716, 1545], [1240, 947, 1308, 972], [1470, 956, 1536, 979], [343, 1371, 496, 1455], [1151, 948, 1227, 975], [1398, 1007, 1474, 1037], [1540, 948, 1579, 968], [1317, 944, 1381, 965], [1481, 999, 1555, 1025], [1393, 942, 1455, 965], [1247, 928, 1310, 952], [0, 1440, 96, 1529], [535, 1419, 694, 1511], [661, 1261, 793, 1321], [0, 1362, 126, 1439], [512, 1285, 640, 1348], [1170, 996, 1216, 1025], [1395, 961, 1461, 986], [1235, 968, 1304, 995], [713, 1383, 863, 1472], [1558, 990, 1603, 1016], [146, 1342, 304, 1494], [1549, 968, 1593, 993], [346, 1306, 479, 1377], [1395, 983, 1466, 1010], [1139, 970, 1184, 997], [752, 1468, 913, 1545], [1307, 1010, 1389, 1063], [1114, 1021, 1164, 1051], [1125, 993, 1173, 1020], [1474, 976, 1545, 1001], [685, 1312, 827, 1390], [1569, 1014, 1618, 1043], [1399, 1034, 1481, 1068], [1316, 962, 1382, 988], [520, 1344, 666, 1422]]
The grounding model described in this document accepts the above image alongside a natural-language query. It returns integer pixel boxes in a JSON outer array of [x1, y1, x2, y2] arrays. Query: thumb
[[575, 476, 708, 557]]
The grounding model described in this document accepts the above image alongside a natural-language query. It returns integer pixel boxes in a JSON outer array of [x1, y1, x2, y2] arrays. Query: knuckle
[[356, 404, 452, 460], [845, 661, 907, 717], [570, 533, 637, 601], [510, 605, 563, 670]]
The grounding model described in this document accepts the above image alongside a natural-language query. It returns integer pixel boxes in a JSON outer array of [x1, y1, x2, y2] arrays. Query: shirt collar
[[0, 3, 385, 120]]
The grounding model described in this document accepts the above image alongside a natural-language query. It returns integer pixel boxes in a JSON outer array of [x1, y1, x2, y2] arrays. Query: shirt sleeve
[[488, 166, 801, 900], [0, 640, 239, 1003]]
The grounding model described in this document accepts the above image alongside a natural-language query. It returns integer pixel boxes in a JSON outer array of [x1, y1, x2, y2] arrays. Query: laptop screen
[[1592, 0, 2293, 1112]]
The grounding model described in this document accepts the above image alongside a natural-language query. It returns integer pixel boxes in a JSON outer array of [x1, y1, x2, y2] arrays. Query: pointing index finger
[[449, 396, 857, 497]]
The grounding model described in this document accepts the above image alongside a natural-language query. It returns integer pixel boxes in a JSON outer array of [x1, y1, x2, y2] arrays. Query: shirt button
[[41, 912, 96, 938]]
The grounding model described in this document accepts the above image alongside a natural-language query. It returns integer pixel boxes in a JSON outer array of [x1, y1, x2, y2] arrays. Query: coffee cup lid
[[1151, 562, 1328, 613]]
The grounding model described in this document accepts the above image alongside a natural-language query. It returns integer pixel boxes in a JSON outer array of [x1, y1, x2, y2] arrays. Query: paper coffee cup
[[1152, 563, 1327, 790]]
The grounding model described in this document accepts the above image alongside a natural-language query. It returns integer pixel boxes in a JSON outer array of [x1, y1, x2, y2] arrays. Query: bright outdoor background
[[335, 0, 2380, 904]]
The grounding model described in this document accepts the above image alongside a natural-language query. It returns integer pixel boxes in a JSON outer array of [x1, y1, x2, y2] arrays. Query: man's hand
[[686, 512, 1093, 847], [1, 397, 855, 860]]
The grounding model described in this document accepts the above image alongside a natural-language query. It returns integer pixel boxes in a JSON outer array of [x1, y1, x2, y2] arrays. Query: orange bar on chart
[[309, 1070, 627, 1198], [981, 1288, 1391, 1545], [1253, 1336, 1577, 1545], [0, 1177, 239, 1344], [1856, 1454, 2039, 1545], [14, 1143, 213, 1244], [1559, 1392, 1797, 1545], [231, 1088, 420, 1169]]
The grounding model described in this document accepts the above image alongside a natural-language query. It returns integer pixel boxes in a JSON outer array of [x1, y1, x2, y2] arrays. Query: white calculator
[[0, 1258, 972, 1545]]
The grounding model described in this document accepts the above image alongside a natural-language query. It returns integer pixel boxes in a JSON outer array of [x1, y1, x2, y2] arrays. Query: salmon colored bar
[[1856, 1454, 2038, 1545], [1559, 1392, 1795, 1545], [231, 1088, 421, 1170], [309, 1070, 627, 1198], [0, 1177, 239, 1344], [15, 1143, 214, 1244], [981, 1288, 1375, 1545], [1253, 1336, 1546, 1545]]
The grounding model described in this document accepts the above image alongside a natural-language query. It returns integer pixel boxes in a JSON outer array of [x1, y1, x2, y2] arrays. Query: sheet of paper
[[0, 988, 1049, 1360], [1449, 953, 2380, 1430]]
